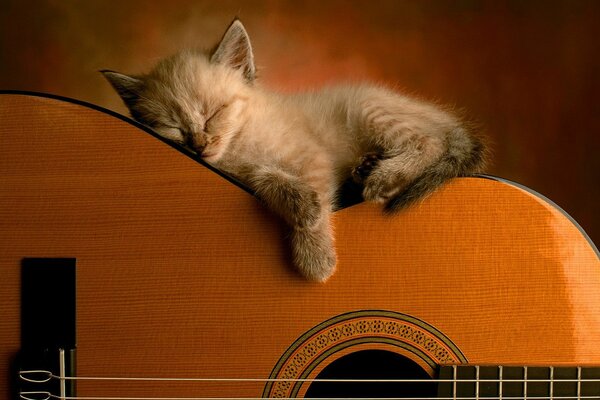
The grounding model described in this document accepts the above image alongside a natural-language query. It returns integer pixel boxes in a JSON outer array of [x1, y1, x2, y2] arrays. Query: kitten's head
[[102, 19, 256, 163]]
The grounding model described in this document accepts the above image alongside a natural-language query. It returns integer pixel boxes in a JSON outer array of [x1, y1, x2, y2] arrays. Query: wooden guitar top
[[1, 92, 599, 398]]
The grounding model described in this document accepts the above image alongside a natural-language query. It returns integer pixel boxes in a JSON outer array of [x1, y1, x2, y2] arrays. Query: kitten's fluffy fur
[[103, 19, 486, 282]]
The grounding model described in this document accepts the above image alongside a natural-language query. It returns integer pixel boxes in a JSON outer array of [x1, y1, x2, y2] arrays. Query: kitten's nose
[[187, 134, 207, 154]]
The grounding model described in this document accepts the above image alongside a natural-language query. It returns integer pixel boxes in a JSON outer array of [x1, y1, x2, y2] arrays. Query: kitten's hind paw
[[352, 152, 383, 184], [291, 226, 337, 282]]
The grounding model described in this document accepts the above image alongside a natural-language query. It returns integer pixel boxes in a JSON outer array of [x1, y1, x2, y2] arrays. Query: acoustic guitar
[[1, 92, 599, 400]]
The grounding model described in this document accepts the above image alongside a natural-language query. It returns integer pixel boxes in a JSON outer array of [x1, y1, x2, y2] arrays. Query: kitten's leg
[[249, 166, 336, 282], [250, 166, 321, 228], [353, 88, 486, 211], [362, 129, 486, 211], [361, 134, 444, 204], [351, 152, 383, 183]]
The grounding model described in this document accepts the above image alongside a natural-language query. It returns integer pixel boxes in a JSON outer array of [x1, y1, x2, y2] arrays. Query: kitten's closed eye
[[204, 105, 227, 133], [154, 125, 185, 145]]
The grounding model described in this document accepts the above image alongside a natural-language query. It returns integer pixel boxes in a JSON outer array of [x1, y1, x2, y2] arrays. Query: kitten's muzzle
[[186, 134, 208, 155], [188, 142, 215, 159]]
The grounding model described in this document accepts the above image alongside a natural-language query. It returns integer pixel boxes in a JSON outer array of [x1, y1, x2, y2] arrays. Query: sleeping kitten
[[102, 19, 486, 282]]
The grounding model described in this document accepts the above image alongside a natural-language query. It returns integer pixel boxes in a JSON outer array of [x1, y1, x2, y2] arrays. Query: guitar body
[[1, 93, 599, 398]]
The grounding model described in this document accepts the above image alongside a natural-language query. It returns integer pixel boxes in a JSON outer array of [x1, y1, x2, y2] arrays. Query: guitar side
[[1, 93, 599, 399]]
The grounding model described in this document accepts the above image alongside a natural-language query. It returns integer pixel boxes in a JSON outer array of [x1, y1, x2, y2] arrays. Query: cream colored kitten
[[102, 19, 486, 282]]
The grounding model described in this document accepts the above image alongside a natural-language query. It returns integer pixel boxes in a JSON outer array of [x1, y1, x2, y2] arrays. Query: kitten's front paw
[[352, 152, 383, 184], [362, 168, 407, 204], [291, 226, 337, 282]]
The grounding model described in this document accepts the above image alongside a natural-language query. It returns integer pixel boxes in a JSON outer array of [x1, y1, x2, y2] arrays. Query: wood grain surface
[[1, 93, 599, 398]]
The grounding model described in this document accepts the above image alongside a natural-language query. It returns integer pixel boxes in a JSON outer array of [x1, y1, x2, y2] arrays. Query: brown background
[[1, 0, 598, 245]]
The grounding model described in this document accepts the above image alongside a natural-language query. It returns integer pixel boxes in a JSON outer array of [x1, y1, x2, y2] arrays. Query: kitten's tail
[[385, 127, 488, 212]]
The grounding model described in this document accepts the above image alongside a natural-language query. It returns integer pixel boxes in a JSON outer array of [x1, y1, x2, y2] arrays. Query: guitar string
[[20, 370, 600, 400], [18, 370, 600, 384], [17, 393, 600, 400]]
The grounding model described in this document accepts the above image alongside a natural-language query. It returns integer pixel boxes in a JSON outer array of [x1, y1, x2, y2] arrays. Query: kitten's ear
[[101, 70, 144, 107], [211, 19, 256, 82]]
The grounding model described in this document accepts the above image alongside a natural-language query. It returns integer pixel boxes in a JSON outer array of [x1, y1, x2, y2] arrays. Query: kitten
[[102, 19, 486, 282]]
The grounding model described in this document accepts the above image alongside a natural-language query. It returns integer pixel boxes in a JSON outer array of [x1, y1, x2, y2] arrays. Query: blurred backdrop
[[1, 0, 598, 245]]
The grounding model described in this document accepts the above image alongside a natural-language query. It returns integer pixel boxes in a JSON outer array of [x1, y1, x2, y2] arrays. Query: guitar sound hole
[[304, 350, 436, 398]]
